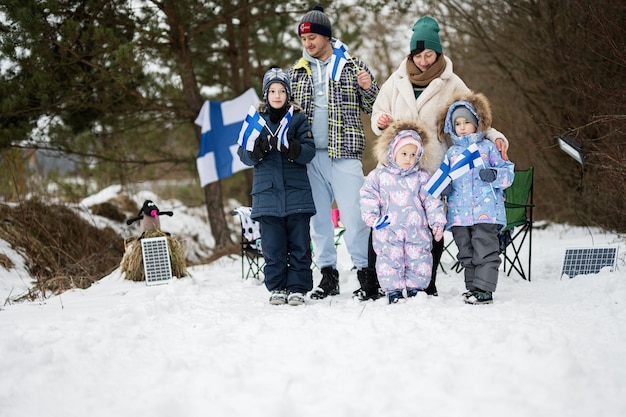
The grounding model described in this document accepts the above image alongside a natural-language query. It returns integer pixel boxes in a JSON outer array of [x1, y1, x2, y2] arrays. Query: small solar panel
[[561, 246, 618, 279], [141, 236, 172, 286]]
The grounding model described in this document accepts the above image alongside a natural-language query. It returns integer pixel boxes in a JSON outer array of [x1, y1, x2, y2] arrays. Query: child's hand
[[479, 168, 497, 183], [374, 215, 390, 230], [432, 226, 444, 242], [281, 139, 301, 161], [252, 137, 270, 160]]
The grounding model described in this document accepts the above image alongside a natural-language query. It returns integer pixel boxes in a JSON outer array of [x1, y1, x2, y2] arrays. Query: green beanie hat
[[410, 16, 443, 54]]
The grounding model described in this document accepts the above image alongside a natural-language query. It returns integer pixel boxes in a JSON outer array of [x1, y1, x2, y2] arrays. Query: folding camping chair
[[231, 207, 264, 281], [500, 166, 534, 281]]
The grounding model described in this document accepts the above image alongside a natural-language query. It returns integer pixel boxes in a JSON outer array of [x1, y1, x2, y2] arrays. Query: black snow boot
[[310, 266, 340, 300], [353, 267, 384, 301]]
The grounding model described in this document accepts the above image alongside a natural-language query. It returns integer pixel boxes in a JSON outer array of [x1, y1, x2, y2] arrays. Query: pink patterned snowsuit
[[360, 133, 446, 293]]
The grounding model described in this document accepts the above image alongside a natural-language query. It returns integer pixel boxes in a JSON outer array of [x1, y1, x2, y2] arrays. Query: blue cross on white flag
[[330, 39, 351, 82], [237, 106, 267, 152], [194, 88, 260, 187], [426, 143, 484, 198]]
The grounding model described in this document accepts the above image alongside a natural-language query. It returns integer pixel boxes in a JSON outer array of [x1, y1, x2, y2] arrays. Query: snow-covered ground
[[1, 188, 625, 417]]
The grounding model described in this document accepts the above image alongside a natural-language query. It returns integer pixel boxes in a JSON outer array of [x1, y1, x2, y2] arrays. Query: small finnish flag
[[237, 106, 267, 152], [276, 106, 293, 149], [330, 40, 351, 82]]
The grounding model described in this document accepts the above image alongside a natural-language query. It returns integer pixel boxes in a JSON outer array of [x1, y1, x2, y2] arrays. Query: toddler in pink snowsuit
[[360, 120, 446, 304]]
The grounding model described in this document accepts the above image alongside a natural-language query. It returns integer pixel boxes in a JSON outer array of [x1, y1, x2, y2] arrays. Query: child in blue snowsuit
[[438, 92, 515, 304], [237, 68, 316, 306]]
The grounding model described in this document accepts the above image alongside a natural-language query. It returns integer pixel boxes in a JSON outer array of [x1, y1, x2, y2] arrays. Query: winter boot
[[269, 290, 287, 305], [287, 292, 306, 306], [353, 267, 384, 301], [387, 290, 405, 304], [464, 290, 493, 305], [310, 267, 340, 300], [407, 288, 420, 297], [424, 278, 438, 296]]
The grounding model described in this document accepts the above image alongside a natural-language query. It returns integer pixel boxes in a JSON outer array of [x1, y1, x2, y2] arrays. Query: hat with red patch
[[298, 5, 332, 38]]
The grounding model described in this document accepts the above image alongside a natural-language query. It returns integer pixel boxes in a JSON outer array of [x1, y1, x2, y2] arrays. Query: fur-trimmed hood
[[437, 91, 492, 143], [373, 119, 434, 170]]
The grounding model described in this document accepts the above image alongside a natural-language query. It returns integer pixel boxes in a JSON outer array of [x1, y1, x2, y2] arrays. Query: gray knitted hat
[[451, 106, 479, 129], [298, 5, 332, 38], [262, 67, 292, 102]]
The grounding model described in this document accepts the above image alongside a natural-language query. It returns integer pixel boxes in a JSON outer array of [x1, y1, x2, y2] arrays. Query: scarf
[[269, 103, 288, 124], [405, 54, 446, 87]]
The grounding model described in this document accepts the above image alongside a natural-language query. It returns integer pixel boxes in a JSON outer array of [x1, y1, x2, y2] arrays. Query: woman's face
[[412, 49, 438, 71]]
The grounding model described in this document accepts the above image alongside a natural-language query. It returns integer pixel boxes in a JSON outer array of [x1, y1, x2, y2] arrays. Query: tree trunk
[[162, 0, 232, 249]]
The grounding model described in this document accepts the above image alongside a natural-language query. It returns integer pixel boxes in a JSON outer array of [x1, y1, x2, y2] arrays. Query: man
[[289, 5, 381, 300]]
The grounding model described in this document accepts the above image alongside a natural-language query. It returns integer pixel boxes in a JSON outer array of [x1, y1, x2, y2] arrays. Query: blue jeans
[[307, 150, 370, 270]]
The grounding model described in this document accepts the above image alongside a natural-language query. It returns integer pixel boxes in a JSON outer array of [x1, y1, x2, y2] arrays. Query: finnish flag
[[276, 106, 294, 149], [426, 143, 484, 198], [194, 88, 259, 187], [330, 39, 351, 82], [237, 106, 267, 152]]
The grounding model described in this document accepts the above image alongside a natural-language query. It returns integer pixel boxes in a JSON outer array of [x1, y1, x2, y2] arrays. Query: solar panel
[[560, 246, 619, 279], [141, 236, 172, 286]]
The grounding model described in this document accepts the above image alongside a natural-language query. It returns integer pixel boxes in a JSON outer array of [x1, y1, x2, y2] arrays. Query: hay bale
[[120, 228, 188, 282]]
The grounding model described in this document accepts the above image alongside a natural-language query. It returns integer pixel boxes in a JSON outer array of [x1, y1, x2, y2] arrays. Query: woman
[[368, 15, 510, 297]]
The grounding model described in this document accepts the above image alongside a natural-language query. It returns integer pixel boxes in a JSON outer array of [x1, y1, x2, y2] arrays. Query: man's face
[[300, 33, 332, 61]]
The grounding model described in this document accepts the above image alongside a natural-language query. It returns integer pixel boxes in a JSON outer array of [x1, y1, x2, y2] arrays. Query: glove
[[251, 136, 270, 160], [432, 226, 444, 242], [441, 183, 453, 196], [374, 214, 390, 230], [281, 139, 301, 160], [479, 168, 497, 183]]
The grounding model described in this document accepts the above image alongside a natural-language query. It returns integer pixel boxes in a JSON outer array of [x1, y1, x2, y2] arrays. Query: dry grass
[[0, 200, 124, 301], [0, 253, 14, 270], [120, 228, 188, 282]]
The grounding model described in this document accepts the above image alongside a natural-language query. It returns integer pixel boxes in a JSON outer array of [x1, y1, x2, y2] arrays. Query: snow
[[1, 189, 625, 417]]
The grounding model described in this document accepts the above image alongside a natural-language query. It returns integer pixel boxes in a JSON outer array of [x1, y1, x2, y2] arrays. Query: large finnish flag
[[195, 88, 259, 186]]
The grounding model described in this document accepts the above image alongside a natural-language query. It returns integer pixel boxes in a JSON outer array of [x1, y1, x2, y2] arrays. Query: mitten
[[251, 136, 270, 160], [281, 139, 301, 160], [441, 183, 453, 196], [432, 226, 444, 242], [479, 168, 497, 183], [374, 214, 390, 230]]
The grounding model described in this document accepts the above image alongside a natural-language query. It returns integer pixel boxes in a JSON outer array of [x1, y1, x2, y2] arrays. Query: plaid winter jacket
[[289, 52, 379, 160]]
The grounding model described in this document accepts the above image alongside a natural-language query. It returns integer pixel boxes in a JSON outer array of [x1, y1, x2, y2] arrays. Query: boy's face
[[394, 144, 419, 170], [267, 82, 288, 109], [454, 117, 477, 136]]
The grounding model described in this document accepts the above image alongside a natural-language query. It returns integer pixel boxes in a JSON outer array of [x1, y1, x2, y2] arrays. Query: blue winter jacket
[[445, 133, 514, 230], [237, 103, 316, 219]]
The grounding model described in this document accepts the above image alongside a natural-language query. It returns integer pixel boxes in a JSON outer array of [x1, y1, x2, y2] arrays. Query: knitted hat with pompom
[[298, 4, 332, 38]]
